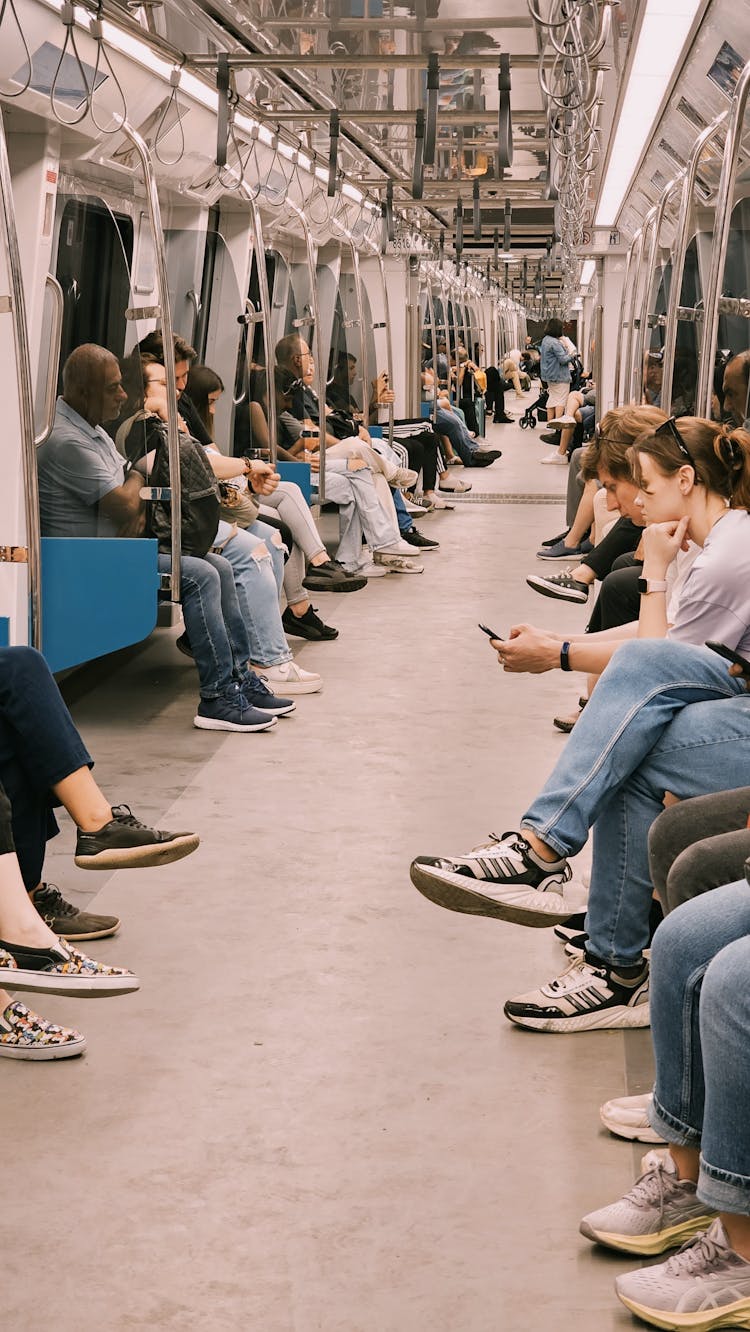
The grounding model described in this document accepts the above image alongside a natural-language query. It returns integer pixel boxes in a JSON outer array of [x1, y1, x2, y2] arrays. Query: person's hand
[[728, 663, 750, 691], [641, 516, 690, 577], [372, 373, 395, 405], [493, 624, 561, 674], [247, 461, 280, 495]]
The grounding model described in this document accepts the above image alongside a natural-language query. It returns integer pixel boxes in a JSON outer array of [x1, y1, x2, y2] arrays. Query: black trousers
[[398, 432, 440, 492], [0, 647, 92, 889], [586, 556, 642, 634]]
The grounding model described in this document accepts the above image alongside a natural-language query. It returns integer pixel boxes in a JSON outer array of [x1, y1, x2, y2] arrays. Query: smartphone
[[706, 641, 750, 677], [478, 623, 504, 641]]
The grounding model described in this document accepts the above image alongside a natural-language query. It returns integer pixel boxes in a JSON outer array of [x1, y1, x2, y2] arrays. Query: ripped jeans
[[216, 520, 292, 667]]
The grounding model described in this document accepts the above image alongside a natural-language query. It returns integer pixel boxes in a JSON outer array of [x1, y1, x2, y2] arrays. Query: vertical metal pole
[[249, 204, 277, 463], [0, 106, 41, 646], [697, 60, 750, 417], [349, 241, 369, 423], [630, 204, 659, 404], [118, 121, 181, 601], [618, 229, 642, 406], [375, 249, 394, 444]]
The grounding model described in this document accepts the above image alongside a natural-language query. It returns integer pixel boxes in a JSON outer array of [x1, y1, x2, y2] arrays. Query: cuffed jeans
[[218, 523, 292, 668], [649, 882, 750, 1216], [324, 460, 399, 569], [520, 639, 750, 967], [159, 552, 249, 699], [0, 646, 92, 888]]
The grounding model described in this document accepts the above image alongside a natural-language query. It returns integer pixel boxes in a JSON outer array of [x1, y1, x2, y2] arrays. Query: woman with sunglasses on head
[[411, 414, 750, 1034]]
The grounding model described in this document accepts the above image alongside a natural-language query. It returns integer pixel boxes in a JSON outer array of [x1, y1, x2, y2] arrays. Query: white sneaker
[[540, 454, 568, 465], [373, 552, 424, 574], [258, 661, 323, 694], [354, 559, 390, 578], [548, 414, 577, 429], [600, 1092, 665, 1143], [376, 539, 424, 558], [581, 1153, 716, 1255]]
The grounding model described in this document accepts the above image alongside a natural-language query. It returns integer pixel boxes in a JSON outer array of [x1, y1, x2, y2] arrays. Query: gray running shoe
[[581, 1152, 716, 1255], [616, 1219, 750, 1329], [410, 831, 573, 927]]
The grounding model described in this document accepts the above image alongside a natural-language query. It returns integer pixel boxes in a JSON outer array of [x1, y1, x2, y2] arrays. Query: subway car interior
[[3, 0, 750, 1328]]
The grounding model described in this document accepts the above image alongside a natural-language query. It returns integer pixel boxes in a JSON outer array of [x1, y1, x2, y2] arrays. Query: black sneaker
[[31, 883, 120, 941], [493, 413, 513, 424], [175, 633, 194, 658], [526, 570, 589, 603], [74, 806, 200, 870], [541, 531, 569, 548], [282, 605, 339, 640], [241, 672, 296, 716], [469, 450, 502, 466], [302, 561, 367, 593], [403, 528, 439, 552], [410, 831, 573, 926]]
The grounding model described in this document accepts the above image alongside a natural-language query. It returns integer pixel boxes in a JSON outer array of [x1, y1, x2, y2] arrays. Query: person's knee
[[664, 842, 717, 913], [700, 939, 750, 1032]]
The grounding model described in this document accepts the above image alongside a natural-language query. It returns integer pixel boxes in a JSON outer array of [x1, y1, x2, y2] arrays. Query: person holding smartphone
[[411, 414, 750, 1034]]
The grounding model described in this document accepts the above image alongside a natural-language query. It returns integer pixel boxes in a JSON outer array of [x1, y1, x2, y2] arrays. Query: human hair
[[185, 364, 224, 438], [275, 333, 305, 369], [630, 415, 750, 509], [544, 317, 563, 339], [580, 405, 668, 482], [61, 343, 118, 416], [136, 331, 197, 365], [119, 351, 163, 413]]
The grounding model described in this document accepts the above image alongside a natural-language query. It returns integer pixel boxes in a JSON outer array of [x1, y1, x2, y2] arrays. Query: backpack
[[117, 412, 221, 557]]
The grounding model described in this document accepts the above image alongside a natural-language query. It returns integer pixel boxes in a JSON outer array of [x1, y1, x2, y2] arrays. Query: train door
[[639, 180, 682, 409]]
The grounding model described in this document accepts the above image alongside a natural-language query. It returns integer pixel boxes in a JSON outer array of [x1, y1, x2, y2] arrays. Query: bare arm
[[98, 472, 146, 537]]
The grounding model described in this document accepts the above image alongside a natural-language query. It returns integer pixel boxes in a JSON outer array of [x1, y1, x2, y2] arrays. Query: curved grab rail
[[633, 177, 681, 403], [117, 119, 181, 602], [661, 110, 727, 411], [34, 275, 64, 447], [0, 103, 41, 645]]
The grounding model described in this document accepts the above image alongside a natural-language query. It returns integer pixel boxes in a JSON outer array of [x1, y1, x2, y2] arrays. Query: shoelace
[[110, 804, 143, 828], [546, 956, 606, 994], [665, 1224, 729, 1276], [623, 1159, 676, 1215], [36, 884, 76, 919]]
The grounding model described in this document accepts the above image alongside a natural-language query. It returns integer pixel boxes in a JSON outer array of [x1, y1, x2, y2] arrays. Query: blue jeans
[[649, 882, 750, 1215], [158, 552, 249, 699], [520, 640, 750, 967], [324, 461, 398, 569], [434, 408, 476, 465], [0, 646, 92, 888], [216, 523, 291, 668], [393, 489, 411, 534]]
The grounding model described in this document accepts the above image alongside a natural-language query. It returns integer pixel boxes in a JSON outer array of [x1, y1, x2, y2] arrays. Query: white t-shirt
[[668, 508, 750, 656]]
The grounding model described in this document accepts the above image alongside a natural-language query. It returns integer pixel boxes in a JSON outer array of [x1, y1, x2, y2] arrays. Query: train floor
[[3, 397, 655, 1331]]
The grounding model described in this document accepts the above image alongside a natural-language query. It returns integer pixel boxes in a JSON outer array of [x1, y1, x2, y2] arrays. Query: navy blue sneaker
[[240, 672, 296, 717], [194, 684, 278, 732], [536, 539, 585, 561]]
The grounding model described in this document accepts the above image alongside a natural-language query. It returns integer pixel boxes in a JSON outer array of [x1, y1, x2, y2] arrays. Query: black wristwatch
[[560, 640, 572, 672]]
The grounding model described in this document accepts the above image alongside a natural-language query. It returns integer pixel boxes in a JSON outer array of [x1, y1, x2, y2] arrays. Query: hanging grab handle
[[0, 0, 32, 98], [89, 4, 127, 133], [327, 111, 340, 198], [424, 53, 439, 166], [50, 2, 92, 127], [412, 109, 425, 200], [497, 54, 513, 171]]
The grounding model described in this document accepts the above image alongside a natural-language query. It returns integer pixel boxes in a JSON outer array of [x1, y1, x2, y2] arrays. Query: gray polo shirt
[[38, 398, 125, 537]]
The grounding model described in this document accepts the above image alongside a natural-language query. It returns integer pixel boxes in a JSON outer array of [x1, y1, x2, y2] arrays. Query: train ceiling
[[98, 0, 640, 306]]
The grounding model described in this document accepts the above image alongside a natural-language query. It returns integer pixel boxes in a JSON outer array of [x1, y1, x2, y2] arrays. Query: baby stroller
[[519, 384, 549, 429]]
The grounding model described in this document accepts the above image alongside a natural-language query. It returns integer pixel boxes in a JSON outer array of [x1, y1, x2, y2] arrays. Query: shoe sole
[[282, 623, 339, 641], [503, 1003, 651, 1032], [59, 921, 121, 942], [0, 1035, 87, 1060], [553, 718, 578, 732], [536, 552, 584, 562], [527, 577, 588, 604], [405, 545, 439, 553], [374, 562, 424, 575], [265, 681, 323, 694], [409, 862, 572, 927], [302, 579, 366, 594], [193, 716, 278, 733], [615, 1290, 750, 1331], [251, 702, 297, 716], [580, 1214, 713, 1256], [4, 971, 140, 997], [75, 831, 202, 869], [599, 1112, 665, 1144]]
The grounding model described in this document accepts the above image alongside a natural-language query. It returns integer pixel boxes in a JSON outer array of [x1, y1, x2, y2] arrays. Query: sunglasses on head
[[655, 416, 696, 471]]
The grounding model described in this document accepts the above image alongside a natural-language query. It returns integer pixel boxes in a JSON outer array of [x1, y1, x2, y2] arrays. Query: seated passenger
[[540, 385, 596, 464], [410, 415, 750, 1031], [129, 337, 323, 696], [580, 876, 750, 1329], [722, 349, 750, 428], [37, 344, 290, 729], [185, 364, 353, 642]]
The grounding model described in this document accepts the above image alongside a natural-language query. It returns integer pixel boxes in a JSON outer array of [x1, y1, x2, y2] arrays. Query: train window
[[53, 196, 133, 372], [672, 237, 701, 417], [715, 196, 750, 426]]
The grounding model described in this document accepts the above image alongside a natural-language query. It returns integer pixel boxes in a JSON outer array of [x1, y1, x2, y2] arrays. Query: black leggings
[[586, 556, 642, 634], [399, 432, 440, 492]]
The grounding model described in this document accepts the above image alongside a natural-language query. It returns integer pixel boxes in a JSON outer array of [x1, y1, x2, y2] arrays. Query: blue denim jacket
[[540, 336, 572, 384]]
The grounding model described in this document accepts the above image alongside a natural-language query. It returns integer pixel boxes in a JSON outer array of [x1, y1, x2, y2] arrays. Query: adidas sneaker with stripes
[[410, 830, 574, 927], [503, 955, 650, 1032]]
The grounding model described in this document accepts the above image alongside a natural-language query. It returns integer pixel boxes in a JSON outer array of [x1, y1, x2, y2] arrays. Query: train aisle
[[3, 409, 651, 1331]]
